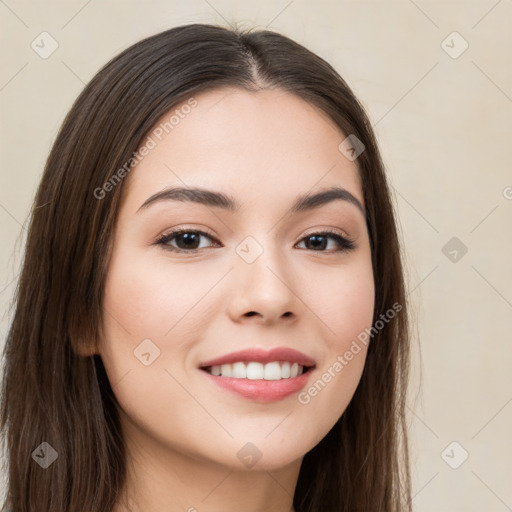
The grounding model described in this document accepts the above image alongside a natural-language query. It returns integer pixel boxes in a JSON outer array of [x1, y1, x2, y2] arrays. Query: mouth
[[198, 347, 316, 402], [200, 361, 315, 380]]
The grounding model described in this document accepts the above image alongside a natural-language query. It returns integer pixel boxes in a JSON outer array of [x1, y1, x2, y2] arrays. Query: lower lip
[[200, 368, 314, 402]]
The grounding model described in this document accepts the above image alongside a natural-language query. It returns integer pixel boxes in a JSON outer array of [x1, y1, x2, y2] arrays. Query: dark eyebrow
[[137, 186, 365, 217]]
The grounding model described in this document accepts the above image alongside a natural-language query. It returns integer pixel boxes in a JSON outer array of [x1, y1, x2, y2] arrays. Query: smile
[[198, 346, 316, 402], [202, 361, 311, 380]]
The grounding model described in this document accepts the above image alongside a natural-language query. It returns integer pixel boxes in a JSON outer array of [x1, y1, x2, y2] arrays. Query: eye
[[155, 228, 219, 253], [155, 228, 356, 254], [296, 230, 356, 253]]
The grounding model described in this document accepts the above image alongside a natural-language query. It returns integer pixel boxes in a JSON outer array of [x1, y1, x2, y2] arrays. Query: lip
[[198, 347, 316, 368], [200, 369, 314, 403], [198, 347, 316, 403]]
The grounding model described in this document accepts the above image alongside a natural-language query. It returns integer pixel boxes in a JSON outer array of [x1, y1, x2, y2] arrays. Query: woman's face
[[98, 87, 375, 471]]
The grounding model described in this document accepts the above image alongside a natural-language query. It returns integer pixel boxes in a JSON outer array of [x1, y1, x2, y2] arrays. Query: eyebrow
[[137, 185, 366, 217]]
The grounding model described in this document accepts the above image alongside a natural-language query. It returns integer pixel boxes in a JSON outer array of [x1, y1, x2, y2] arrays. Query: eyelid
[[300, 226, 351, 240], [155, 225, 352, 242], [161, 226, 217, 238]]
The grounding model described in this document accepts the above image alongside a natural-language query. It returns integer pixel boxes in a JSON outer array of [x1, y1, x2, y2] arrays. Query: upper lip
[[199, 347, 316, 368]]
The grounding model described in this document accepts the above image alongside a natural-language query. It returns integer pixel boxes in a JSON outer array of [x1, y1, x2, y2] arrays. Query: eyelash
[[155, 228, 356, 254]]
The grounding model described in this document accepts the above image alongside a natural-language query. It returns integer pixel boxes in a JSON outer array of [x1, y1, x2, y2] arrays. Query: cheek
[[98, 246, 226, 393], [97, 250, 215, 440], [102, 247, 220, 341], [292, 260, 374, 426], [337, 269, 375, 347], [304, 258, 375, 351]]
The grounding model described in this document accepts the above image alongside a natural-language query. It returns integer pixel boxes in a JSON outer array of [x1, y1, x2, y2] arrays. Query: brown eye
[[155, 229, 355, 254], [156, 229, 219, 253], [296, 231, 356, 253]]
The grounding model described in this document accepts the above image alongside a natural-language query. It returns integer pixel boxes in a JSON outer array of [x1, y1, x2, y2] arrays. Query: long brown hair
[[1, 23, 412, 511]]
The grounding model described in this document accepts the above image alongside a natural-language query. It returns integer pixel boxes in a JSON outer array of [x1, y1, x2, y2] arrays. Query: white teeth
[[281, 361, 291, 378], [220, 364, 231, 377], [246, 362, 264, 380], [263, 361, 281, 380], [232, 362, 246, 379], [206, 361, 306, 379]]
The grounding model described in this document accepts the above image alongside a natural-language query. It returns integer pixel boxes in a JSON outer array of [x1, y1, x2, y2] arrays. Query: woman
[[1, 23, 412, 511]]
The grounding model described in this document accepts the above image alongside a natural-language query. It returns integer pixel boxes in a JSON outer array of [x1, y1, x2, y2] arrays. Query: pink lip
[[201, 370, 314, 403], [198, 347, 316, 368], [198, 347, 316, 403]]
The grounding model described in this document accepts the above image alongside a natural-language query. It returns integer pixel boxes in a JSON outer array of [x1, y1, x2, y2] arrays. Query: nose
[[226, 242, 303, 326]]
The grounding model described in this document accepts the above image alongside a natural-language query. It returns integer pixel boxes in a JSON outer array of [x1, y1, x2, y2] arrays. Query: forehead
[[121, 87, 363, 213]]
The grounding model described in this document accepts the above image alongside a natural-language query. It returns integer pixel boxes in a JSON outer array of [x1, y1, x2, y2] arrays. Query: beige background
[[1, 1, 511, 510]]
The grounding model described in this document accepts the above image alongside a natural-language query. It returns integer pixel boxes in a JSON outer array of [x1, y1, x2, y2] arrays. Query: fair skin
[[97, 87, 375, 512]]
